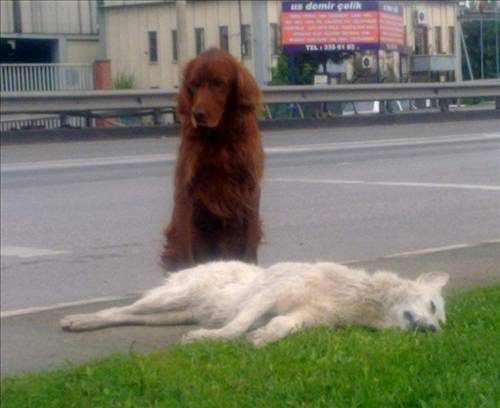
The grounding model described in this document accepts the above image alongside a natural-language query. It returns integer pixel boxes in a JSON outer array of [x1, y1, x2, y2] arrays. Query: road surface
[[1, 119, 499, 313]]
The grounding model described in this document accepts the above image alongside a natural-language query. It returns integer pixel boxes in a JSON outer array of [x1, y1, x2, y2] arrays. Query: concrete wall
[[66, 39, 100, 64]]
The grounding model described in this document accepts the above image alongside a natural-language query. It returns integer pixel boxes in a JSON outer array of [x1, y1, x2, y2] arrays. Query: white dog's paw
[[180, 328, 214, 344], [247, 330, 270, 347], [60, 314, 102, 331]]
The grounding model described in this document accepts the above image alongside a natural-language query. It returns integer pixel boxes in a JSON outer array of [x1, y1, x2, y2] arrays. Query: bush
[[113, 71, 135, 90]]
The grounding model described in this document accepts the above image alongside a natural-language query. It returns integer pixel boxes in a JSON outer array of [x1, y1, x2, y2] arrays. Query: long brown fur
[[161, 48, 264, 272]]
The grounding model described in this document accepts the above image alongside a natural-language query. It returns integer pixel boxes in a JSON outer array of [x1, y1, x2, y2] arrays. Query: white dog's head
[[390, 272, 449, 332]]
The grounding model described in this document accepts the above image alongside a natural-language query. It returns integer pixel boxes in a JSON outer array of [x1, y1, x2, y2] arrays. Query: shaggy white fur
[[60, 261, 449, 346]]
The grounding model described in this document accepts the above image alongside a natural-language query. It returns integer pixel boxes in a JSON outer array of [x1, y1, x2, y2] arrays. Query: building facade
[[100, 0, 281, 89]]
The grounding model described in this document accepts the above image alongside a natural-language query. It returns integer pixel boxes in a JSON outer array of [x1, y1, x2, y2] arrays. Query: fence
[[0, 64, 94, 92]]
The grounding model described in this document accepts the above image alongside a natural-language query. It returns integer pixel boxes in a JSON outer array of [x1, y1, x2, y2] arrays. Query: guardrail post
[[84, 114, 93, 128], [439, 98, 450, 113], [265, 105, 273, 120], [385, 100, 392, 114], [296, 104, 304, 119], [379, 100, 387, 114], [60, 114, 70, 128], [153, 109, 164, 125]]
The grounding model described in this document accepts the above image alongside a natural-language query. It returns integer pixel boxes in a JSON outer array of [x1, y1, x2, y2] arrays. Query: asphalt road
[[1, 120, 500, 313]]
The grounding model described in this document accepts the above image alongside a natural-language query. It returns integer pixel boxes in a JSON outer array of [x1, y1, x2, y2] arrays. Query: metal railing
[[261, 80, 500, 104], [1, 80, 499, 130], [0, 115, 88, 132], [0, 64, 94, 92]]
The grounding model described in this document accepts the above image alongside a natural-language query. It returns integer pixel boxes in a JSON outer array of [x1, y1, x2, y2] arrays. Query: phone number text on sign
[[305, 44, 357, 51]]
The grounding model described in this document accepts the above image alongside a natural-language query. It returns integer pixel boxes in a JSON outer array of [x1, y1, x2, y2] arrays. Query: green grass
[[2, 285, 499, 407]]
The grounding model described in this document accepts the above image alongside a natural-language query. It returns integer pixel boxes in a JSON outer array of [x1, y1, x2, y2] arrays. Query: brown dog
[[161, 48, 264, 272]]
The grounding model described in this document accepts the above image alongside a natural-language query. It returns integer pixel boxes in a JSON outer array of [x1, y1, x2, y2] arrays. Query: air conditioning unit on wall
[[361, 56, 374, 69], [415, 9, 428, 26]]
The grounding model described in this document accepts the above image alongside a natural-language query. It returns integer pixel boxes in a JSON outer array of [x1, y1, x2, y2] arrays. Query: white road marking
[[269, 177, 500, 191], [0, 295, 139, 319], [383, 243, 476, 258], [1, 246, 71, 258], [0, 154, 176, 173], [2, 133, 499, 173], [343, 240, 500, 264], [265, 132, 500, 155]]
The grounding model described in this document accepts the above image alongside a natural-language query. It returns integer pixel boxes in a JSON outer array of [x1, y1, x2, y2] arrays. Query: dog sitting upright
[[61, 261, 449, 347], [162, 48, 264, 272]]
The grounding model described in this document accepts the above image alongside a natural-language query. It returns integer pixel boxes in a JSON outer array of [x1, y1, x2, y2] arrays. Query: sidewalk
[[1, 241, 499, 378]]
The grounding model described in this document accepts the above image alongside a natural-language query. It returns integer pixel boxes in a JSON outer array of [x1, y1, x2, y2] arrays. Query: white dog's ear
[[416, 272, 449, 290]]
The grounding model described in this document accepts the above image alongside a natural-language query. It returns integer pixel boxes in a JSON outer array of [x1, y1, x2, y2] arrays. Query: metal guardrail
[[261, 80, 500, 104], [1, 80, 499, 119], [0, 89, 175, 114]]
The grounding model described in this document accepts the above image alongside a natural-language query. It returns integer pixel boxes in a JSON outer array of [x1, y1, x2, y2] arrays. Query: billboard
[[281, 1, 404, 53]]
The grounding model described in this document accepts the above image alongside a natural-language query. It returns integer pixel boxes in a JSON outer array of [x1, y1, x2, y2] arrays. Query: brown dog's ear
[[236, 63, 262, 112], [176, 87, 191, 119]]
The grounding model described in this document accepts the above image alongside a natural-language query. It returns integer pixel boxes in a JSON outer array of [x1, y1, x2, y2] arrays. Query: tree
[[269, 52, 351, 85], [461, 0, 499, 79], [462, 19, 499, 79]]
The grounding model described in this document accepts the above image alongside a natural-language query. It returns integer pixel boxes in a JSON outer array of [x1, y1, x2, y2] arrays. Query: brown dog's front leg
[[162, 194, 194, 272], [243, 190, 262, 264]]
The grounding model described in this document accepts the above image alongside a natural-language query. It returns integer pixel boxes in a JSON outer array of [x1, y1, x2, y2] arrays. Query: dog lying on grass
[[60, 261, 449, 347]]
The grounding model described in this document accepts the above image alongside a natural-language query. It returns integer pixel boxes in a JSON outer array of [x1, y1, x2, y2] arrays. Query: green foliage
[[269, 53, 332, 118], [461, 19, 499, 80], [2, 285, 499, 407], [269, 54, 291, 85], [113, 71, 136, 90], [269, 53, 324, 85]]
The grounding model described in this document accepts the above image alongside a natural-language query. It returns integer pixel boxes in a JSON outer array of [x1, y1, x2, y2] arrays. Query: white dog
[[60, 261, 449, 346]]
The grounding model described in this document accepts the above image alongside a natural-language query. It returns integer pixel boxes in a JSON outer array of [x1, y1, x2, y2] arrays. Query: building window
[[448, 26, 455, 54], [414, 26, 428, 55], [270, 23, 280, 55], [195, 28, 205, 55], [172, 30, 178, 62], [241, 24, 252, 58], [219, 26, 229, 51], [435, 26, 442, 54], [148, 31, 158, 63]]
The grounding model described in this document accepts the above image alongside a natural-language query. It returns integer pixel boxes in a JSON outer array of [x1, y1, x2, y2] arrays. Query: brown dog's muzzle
[[190, 84, 227, 129], [192, 109, 208, 127]]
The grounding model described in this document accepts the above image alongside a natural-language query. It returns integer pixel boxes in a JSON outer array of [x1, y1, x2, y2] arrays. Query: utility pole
[[251, 0, 270, 86], [176, 0, 188, 72], [454, 5, 463, 81], [496, 4, 499, 78]]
